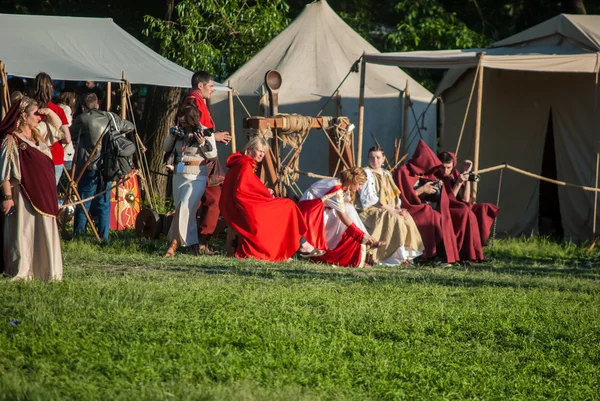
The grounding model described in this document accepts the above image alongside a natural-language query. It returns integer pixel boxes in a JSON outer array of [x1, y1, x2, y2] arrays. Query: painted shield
[[110, 171, 141, 230]]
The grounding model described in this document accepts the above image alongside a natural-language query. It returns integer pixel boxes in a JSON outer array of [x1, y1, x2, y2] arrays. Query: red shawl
[[394, 139, 459, 263], [297, 185, 366, 267], [220, 152, 306, 261], [15, 135, 59, 217], [183, 90, 214, 129]]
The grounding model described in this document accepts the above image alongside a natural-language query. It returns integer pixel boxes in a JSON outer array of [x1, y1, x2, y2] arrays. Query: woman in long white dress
[[163, 105, 217, 257], [0, 97, 63, 280]]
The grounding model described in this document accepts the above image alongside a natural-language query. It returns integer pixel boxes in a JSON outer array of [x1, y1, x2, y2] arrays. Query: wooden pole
[[106, 82, 112, 112], [228, 80, 236, 153], [401, 80, 410, 155], [472, 54, 485, 201], [357, 55, 366, 167], [594, 152, 599, 236], [0, 61, 9, 120], [120, 72, 127, 119]]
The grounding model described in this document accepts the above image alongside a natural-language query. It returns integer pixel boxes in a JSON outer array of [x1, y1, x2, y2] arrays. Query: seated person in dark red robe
[[394, 139, 460, 263], [220, 136, 324, 262], [438, 152, 499, 248]]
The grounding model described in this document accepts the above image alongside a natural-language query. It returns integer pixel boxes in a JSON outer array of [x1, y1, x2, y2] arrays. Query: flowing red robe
[[441, 152, 500, 247], [298, 185, 366, 267], [394, 140, 459, 263], [220, 153, 306, 261]]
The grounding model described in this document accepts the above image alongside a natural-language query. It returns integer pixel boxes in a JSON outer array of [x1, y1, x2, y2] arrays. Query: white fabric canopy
[[211, 0, 437, 186], [0, 13, 229, 90]]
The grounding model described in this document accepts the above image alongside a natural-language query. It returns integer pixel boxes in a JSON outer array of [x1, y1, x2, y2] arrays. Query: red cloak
[[440, 152, 499, 248], [394, 140, 459, 263], [220, 153, 306, 261], [297, 185, 366, 267]]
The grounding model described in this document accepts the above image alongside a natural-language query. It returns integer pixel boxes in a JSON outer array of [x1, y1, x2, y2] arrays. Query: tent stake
[[472, 53, 485, 201], [228, 80, 236, 153], [357, 54, 366, 167]]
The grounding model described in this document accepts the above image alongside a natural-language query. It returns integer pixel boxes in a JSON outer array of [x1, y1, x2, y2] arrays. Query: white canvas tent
[[0, 13, 227, 90], [363, 14, 600, 240], [211, 0, 437, 187]]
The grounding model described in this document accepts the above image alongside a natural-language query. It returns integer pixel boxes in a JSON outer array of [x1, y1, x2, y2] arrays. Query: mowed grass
[[1, 233, 599, 400]]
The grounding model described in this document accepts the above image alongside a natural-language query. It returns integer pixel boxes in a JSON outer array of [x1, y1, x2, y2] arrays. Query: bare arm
[[1, 181, 14, 215]]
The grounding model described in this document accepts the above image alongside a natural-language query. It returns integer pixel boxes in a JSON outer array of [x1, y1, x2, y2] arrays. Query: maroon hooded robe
[[394, 140, 459, 263], [440, 152, 500, 247]]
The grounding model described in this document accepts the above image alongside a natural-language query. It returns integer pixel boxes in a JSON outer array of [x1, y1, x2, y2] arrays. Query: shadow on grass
[[119, 258, 599, 293]]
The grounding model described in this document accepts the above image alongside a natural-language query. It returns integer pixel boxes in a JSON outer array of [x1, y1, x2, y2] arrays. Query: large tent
[[363, 14, 600, 240], [210, 0, 436, 186], [0, 13, 226, 90]]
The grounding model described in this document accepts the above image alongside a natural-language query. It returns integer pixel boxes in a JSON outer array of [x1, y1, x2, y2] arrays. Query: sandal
[[298, 248, 326, 258], [163, 240, 178, 258]]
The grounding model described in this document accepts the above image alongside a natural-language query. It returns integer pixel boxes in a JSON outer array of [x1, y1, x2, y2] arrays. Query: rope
[[316, 58, 361, 117], [233, 89, 252, 117], [491, 168, 503, 247], [59, 174, 134, 209], [475, 163, 600, 193], [293, 170, 335, 180], [455, 62, 481, 156]]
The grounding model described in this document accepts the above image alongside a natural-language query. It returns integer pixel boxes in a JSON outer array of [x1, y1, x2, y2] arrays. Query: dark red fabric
[[220, 152, 306, 261], [394, 140, 459, 263], [297, 186, 366, 267], [14, 135, 59, 216], [183, 90, 214, 129], [441, 151, 499, 250], [43, 102, 67, 165], [0, 99, 22, 140], [197, 184, 221, 236]]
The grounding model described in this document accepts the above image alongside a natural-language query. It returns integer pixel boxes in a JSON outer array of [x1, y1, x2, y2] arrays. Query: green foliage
[[143, 0, 290, 81], [388, 0, 492, 51], [0, 233, 599, 400]]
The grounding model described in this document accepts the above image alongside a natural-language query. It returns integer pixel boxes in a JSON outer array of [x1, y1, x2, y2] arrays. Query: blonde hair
[[243, 136, 270, 155], [16, 96, 45, 144], [339, 167, 367, 186]]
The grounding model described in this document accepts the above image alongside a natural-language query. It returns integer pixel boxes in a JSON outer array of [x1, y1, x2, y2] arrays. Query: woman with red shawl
[[220, 136, 324, 262], [298, 167, 382, 268], [394, 139, 460, 264], [0, 97, 63, 280], [439, 152, 499, 250]]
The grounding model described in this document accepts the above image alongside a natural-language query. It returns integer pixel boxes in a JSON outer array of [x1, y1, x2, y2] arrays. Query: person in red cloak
[[298, 167, 382, 268], [438, 151, 499, 248], [182, 71, 232, 254], [220, 136, 324, 262], [393, 139, 460, 263]]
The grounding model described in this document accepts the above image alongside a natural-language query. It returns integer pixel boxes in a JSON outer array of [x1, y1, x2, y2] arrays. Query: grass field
[[1, 233, 599, 400]]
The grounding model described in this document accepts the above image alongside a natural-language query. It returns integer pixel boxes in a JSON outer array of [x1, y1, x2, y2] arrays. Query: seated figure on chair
[[357, 146, 424, 266]]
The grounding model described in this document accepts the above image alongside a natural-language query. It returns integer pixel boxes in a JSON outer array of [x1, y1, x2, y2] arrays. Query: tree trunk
[[140, 85, 181, 201], [564, 0, 587, 14]]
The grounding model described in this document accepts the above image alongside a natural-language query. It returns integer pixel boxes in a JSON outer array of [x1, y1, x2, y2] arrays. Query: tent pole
[[0, 61, 9, 120], [106, 82, 112, 112], [120, 72, 127, 119], [472, 54, 485, 201], [357, 55, 366, 167], [402, 80, 410, 155], [228, 80, 236, 153]]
